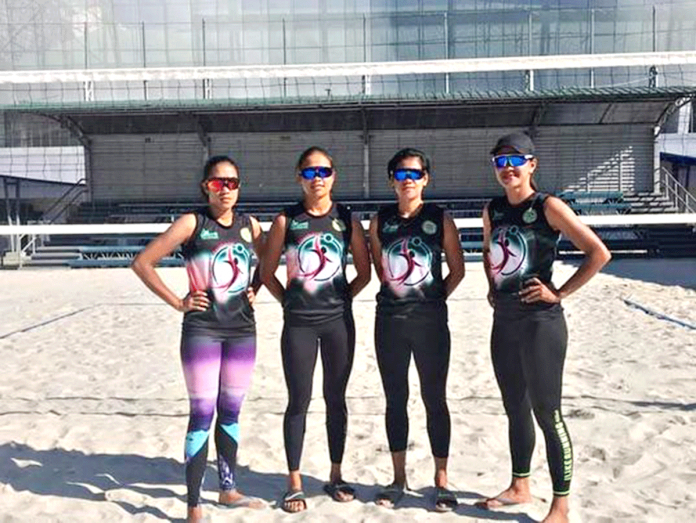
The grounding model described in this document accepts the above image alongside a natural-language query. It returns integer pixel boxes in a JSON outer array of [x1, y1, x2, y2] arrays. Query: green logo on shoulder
[[332, 219, 347, 232], [382, 221, 399, 234], [523, 208, 538, 224], [200, 228, 219, 240], [289, 220, 309, 231], [422, 220, 437, 235], [240, 227, 252, 243]]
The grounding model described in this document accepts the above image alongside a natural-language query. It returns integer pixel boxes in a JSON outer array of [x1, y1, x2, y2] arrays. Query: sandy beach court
[[0, 259, 694, 522]]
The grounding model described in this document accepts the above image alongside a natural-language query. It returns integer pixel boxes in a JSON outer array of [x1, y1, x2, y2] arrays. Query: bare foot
[[218, 489, 266, 509], [476, 483, 532, 509], [187, 505, 202, 523], [541, 496, 569, 523]]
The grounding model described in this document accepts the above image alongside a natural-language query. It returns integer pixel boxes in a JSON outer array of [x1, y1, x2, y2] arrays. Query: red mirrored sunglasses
[[206, 177, 240, 191]]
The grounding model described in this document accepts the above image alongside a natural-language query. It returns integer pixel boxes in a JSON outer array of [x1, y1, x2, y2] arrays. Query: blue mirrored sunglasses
[[300, 166, 334, 180], [392, 168, 426, 182], [492, 154, 534, 169]]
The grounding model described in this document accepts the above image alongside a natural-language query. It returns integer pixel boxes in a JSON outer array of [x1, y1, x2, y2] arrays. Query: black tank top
[[487, 192, 559, 296], [283, 202, 353, 325], [180, 209, 256, 335], [376, 203, 447, 316]]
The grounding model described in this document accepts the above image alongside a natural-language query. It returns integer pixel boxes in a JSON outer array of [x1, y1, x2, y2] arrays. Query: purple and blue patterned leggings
[[180, 332, 256, 507]]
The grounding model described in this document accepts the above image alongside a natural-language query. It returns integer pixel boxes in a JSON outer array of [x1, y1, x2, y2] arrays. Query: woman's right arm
[[481, 204, 496, 307], [259, 213, 287, 303], [368, 215, 384, 283], [131, 213, 208, 312]]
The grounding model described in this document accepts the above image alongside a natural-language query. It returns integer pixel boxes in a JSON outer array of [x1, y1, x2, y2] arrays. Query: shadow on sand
[[592, 258, 696, 289], [0, 441, 539, 521]]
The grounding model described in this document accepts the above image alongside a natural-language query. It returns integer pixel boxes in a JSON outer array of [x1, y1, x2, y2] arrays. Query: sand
[[0, 258, 694, 522]]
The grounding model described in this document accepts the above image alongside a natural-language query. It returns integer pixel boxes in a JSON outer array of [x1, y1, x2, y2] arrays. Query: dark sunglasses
[[492, 154, 534, 169], [299, 166, 334, 180], [392, 168, 426, 182], [206, 177, 240, 191]]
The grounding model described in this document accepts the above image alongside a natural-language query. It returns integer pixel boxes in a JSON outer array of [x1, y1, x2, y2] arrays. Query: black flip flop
[[434, 486, 458, 512], [281, 489, 307, 513], [375, 483, 405, 508], [323, 480, 356, 502]]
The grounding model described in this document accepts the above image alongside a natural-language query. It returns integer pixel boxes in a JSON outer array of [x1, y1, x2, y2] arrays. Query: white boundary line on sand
[[623, 297, 696, 330]]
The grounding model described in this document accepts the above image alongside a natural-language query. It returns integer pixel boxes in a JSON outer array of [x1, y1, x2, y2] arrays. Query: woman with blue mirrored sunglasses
[[479, 132, 611, 523], [491, 154, 535, 169], [391, 167, 427, 182], [368, 148, 465, 512], [299, 165, 334, 180], [261, 146, 371, 514]]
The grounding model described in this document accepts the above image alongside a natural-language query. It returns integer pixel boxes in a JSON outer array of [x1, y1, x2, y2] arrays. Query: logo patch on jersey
[[523, 208, 538, 224], [200, 228, 219, 240], [295, 233, 343, 282], [383, 236, 433, 292], [211, 243, 252, 296], [289, 220, 309, 231], [422, 220, 437, 235], [240, 227, 252, 243], [491, 210, 504, 221], [332, 218, 347, 232], [489, 226, 528, 278], [382, 221, 399, 234]]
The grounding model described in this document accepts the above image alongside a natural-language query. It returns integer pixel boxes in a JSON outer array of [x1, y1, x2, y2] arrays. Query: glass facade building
[[0, 1, 694, 204]]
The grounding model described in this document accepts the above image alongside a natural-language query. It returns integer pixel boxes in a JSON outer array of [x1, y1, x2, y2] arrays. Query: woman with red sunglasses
[[261, 146, 371, 513], [132, 155, 281, 523], [478, 132, 611, 523], [368, 148, 465, 512]]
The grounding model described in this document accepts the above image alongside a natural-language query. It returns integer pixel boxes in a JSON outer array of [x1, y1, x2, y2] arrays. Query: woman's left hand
[[247, 288, 256, 306], [519, 277, 561, 304]]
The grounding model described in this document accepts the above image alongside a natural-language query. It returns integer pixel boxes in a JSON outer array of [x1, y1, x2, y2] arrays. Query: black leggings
[[281, 313, 355, 471], [491, 303, 573, 496], [375, 312, 451, 458]]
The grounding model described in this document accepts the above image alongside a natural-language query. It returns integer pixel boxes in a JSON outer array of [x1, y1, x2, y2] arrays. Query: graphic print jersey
[[376, 203, 446, 316], [181, 209, 256, 335], [283, 202, 353, 325], [487, 193, 560, 295]]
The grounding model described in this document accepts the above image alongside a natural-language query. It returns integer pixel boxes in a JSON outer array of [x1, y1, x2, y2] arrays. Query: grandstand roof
[[13, 86, 695, 135]]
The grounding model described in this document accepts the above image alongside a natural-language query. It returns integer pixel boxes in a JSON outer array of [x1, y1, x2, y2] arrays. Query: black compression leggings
[[491, 303, 573, 496], [375, 313, 451, 458], [281, 314, 355, 471]]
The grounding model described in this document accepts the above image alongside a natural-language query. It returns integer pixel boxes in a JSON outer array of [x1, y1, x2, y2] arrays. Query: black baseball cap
[[490, 132, 535, 156]]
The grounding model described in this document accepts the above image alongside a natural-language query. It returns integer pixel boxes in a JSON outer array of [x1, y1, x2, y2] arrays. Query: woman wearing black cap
[[368, 148, 465, 511], [478, 132, 611, 522]]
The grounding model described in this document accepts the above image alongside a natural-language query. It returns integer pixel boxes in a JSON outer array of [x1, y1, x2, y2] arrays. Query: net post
[[141, 21, 148, 100], [589, 9, 595, 88], [527, 10, 534, 91], [444, 12, 450, 94]]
